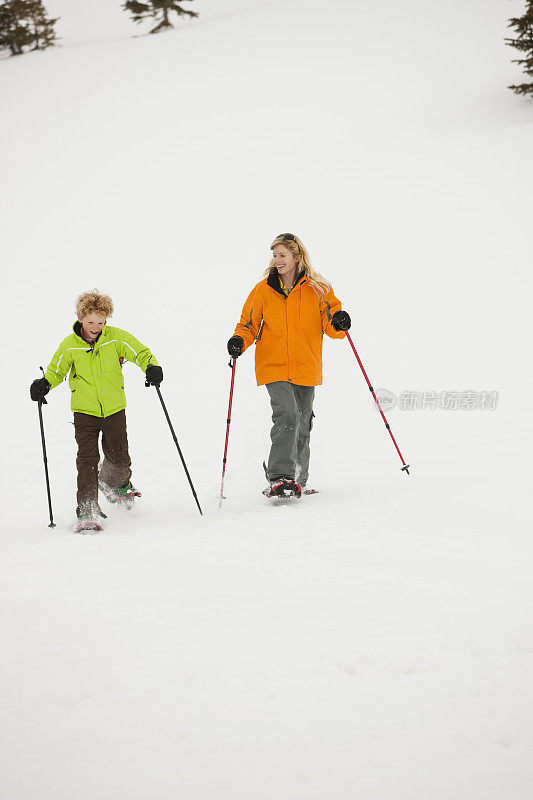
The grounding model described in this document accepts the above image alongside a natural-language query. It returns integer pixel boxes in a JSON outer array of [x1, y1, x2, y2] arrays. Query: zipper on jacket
[[286, 292, 292, 383], [88, 344, 105, 417], [96, 350, 104, 417]]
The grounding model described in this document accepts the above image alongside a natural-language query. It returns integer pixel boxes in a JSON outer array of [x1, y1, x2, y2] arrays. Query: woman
[[227, 233, 351, 498]]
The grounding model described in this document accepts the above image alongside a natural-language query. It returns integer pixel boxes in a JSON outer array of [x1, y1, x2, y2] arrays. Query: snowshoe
[[99, 479, 141, 510], [262, 478, 302, 499], [301, 487, 319, 495], [73, 519, 103, 534]]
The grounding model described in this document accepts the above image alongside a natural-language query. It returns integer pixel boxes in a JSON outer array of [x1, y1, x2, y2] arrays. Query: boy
[[30, 290, 163, 532]]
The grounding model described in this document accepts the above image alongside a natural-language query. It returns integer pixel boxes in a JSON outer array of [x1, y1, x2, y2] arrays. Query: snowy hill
[[1, 1, 532, 798]]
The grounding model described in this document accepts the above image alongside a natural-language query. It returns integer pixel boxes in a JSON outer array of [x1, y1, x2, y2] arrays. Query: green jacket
[[45, 322, 159, 418]]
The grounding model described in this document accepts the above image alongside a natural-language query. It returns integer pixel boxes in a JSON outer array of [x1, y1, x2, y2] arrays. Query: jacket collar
[[267, 268, 306, 298]]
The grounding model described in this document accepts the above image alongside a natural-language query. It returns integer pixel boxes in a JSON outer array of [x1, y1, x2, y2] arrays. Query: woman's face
[[272, 244, 299, 279]]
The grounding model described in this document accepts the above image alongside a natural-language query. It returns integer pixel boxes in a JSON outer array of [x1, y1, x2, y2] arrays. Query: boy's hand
[[30, 377, 50, 401], [331, 310, 351, 331], [145, 365, 163, 386]]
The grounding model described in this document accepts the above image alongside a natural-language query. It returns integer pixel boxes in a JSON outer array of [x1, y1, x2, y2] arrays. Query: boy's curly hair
[[76, 290, 113, 319]]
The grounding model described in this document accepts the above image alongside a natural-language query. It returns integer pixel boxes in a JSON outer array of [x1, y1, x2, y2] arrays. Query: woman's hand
[[331, 310, 351, 331], [227, 336, 244, 358]]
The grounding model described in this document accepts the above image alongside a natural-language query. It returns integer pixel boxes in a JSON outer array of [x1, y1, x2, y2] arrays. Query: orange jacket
[[234, 270, 346, 387]]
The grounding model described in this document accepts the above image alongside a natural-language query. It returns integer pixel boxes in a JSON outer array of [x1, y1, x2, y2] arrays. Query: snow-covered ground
[[1, 1, 532, 797]]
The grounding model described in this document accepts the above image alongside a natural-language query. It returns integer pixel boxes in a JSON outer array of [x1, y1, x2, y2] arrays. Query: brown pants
[[74, 410, 132, 517]]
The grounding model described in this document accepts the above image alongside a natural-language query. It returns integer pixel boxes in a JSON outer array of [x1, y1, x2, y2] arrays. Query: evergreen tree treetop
[[506, 0, 533, 97], [0, 0, 58, 56], [123, 0, 199, 35]]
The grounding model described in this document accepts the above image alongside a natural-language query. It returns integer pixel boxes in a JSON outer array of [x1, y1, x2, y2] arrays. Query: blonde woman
[[227, 233, 351, 498]]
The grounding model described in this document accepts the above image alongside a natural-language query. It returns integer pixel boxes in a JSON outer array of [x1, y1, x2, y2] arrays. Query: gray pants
[[266, 382, 315, 485]]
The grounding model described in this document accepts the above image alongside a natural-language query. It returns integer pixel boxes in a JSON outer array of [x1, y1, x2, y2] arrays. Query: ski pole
[[148, 382, 203, 516], [345, 332, 410, 475], [37, 368, 56, 528], [219, 358, 237, 507]]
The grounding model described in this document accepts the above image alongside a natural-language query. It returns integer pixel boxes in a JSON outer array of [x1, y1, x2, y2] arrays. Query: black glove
[[227, 335, 244, 358], [331, 310, 351, 331], [30, 377, 50, 401], [145, 364, 163, 386]]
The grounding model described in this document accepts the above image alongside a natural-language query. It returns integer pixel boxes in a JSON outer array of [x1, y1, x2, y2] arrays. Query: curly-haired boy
[[30, 291, 163, 532]]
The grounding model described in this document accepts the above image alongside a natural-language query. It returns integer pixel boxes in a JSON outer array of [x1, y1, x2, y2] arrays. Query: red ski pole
[[345, 331, 410, 475], [219, 358, 237, 506]]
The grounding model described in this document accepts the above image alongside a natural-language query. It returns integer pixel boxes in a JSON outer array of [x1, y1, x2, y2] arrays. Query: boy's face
[[79, 312, 106, 340]]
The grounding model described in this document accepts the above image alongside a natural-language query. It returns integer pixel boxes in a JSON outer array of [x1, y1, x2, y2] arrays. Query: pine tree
[[28, 0, 58, 50], [0, 0, 33, 54], [123, 0, 198, 35], [506, 1, 533, 97], [0, 0, 58, 55]]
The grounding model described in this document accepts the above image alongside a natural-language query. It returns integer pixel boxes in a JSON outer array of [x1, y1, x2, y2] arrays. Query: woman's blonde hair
[[266, 233, 330, 300], [76, 290, 113, 319]]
